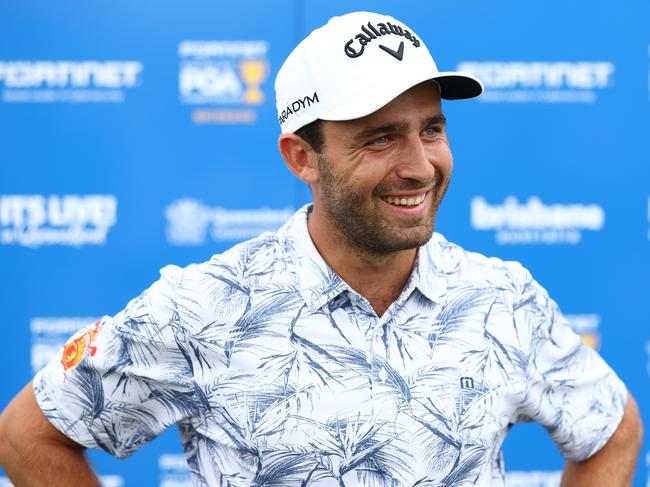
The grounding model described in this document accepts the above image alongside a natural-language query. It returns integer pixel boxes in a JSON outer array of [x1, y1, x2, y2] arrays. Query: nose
[[393, 134, 437, 183]]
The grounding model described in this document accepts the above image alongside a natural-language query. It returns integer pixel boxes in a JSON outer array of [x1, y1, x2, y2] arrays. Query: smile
[[381, 192, 427, 207]]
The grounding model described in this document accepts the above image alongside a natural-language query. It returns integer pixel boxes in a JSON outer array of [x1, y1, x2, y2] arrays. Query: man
[[0, 11, 642, 487]]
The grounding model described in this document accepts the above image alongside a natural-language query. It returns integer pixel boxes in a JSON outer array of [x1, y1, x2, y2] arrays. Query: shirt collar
[[277, 205, 348, 311], [278, 204, 456, 310], [410, 233, 457, 305]]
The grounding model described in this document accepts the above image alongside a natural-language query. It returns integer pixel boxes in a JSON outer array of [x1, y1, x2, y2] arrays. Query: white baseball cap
[[275, 11, 483, 134]]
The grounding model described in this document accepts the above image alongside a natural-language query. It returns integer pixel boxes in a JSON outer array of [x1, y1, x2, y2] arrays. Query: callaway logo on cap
[[275, 11, 484, 134]]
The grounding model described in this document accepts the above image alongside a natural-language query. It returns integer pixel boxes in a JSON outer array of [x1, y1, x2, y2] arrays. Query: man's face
[[312, 81, 453, 255]]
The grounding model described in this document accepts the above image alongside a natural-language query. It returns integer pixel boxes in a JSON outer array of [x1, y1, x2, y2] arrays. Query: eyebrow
[[424, 114, 447, 127], [351, 113, 447, 143]]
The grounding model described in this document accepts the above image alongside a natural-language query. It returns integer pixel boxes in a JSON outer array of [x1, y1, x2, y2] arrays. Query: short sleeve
[[513, 268, 628, 462], [33, 265, 202, 459]]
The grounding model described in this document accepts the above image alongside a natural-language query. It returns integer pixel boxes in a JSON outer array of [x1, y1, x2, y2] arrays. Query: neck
[[307, 205, 417, 317]]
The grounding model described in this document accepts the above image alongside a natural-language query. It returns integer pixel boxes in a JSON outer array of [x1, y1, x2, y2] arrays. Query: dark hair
[[294, 119, 324, 154]]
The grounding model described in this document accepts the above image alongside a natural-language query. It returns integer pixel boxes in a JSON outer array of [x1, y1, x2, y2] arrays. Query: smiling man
[[283, 81, 452, 318], [0, 11, 642, 487]]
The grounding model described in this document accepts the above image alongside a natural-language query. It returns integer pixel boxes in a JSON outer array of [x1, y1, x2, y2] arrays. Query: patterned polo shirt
[[35, 204, 627, 487]]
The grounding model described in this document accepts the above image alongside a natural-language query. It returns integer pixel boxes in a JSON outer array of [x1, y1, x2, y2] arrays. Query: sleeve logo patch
[[60, 320, 102, 373]]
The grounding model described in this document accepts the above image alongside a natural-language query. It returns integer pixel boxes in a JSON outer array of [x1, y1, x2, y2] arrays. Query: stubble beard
[[316, 154, 449, 258]]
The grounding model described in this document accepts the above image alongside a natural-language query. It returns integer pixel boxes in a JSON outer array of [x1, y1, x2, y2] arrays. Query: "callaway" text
[[344, 22, 421, 58]]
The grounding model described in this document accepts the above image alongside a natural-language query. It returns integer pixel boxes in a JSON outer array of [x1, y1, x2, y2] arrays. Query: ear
[[278, 133, 319, 185]]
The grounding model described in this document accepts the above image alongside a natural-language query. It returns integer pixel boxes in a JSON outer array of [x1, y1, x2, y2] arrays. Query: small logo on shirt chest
[[460, 376, 475, 389]]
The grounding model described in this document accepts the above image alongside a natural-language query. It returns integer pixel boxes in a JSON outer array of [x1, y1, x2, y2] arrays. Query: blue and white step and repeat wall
[[1, 1, 648, 486]]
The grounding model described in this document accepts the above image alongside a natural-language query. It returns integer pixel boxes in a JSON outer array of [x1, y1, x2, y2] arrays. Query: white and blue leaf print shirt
[[35, 204, 627, 487]]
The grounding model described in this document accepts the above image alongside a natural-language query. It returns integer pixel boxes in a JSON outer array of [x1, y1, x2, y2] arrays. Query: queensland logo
[[471, 196, 605, 245], [60, 320, 102, 374], [0, 60, 142, 103], [0, 194, 117, 247], [345, 21, 420, 59], [165, 199, 293, 245], [278, 92, 319, 125], [457, 61, 614, 103]]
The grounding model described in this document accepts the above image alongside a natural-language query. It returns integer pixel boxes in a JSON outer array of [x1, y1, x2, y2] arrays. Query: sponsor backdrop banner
[[1, 1, 648, 485]]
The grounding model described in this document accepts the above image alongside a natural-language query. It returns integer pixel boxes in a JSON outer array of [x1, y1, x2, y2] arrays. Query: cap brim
[[433, 71, 484, 100], [319, 70, 483, 124]]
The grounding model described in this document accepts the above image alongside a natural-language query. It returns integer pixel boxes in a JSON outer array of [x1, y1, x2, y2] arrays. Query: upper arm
[[32, 269, 205, 458], [0, 381, 84, 457], [559, 392, 643, 487], [512, 268, 629, 461]]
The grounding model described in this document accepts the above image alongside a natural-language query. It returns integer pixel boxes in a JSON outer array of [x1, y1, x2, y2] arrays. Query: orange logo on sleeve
[[61, 320, 102, 373]]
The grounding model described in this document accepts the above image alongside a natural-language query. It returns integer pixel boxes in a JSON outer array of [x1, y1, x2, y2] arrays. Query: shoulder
[[159, 230, 288, 295], [161, 205, 310, 288], [136, 208, 309, 333], [425, 234, 563, 345], [426, 232, 535, 295], [113, 231, 290, 340]]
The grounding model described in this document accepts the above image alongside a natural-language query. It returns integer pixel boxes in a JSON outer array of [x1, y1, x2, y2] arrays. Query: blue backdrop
[[1, 1, 648, 486]]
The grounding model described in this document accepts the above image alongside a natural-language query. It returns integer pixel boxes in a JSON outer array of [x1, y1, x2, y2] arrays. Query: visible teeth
[[384, 194, 425, 206]]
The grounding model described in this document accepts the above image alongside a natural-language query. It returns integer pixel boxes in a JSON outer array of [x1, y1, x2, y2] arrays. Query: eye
[[422, 126, 442, 137], [368, 135, 390, 146]]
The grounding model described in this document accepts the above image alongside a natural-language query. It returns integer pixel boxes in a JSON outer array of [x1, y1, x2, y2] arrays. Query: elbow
[[0, 405, 24, 470]]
